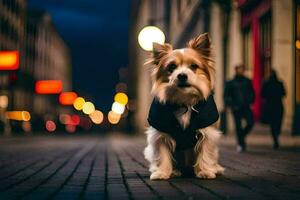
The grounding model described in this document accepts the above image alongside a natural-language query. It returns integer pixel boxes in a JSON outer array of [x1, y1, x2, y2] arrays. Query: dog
[[144, 33, 225, 180]]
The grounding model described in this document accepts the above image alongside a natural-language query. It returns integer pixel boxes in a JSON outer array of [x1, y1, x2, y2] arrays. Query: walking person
[[224, 64, 255, 152], [261, 69, 286, 149]]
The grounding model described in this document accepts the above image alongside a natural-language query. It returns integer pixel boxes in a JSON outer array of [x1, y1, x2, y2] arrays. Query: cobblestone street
[[0, 134, 300, 200]]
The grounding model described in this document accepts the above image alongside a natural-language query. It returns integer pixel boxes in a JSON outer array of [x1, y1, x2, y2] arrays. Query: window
[[242, 27, 253, 77], [260, 11, 272, 80]]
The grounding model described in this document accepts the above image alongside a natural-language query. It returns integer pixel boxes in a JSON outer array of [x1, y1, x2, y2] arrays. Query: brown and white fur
[[144, 33, 225, 180]]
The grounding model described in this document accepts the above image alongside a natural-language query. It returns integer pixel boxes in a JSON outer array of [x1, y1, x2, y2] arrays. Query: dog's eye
[[190, 64, 198, 70], [167, 64, 177, 73]]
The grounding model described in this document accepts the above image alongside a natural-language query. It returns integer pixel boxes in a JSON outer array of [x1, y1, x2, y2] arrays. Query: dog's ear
[[151, 42, 172, 65], [187, 33, 211, 57]]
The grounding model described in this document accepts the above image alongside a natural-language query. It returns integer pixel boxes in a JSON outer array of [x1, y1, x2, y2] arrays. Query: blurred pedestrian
[[224, 64, 255, 152], [261, 69, 286, 149]]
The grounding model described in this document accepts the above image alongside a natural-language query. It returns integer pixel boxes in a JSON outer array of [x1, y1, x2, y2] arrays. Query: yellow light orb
[[73, 97, 85, 110], [82, 102, 95, 114], [108, 110, 121, 124], [138, 26, 165, 51], [114, 92, 128, 105], [89, 110, 104, 124]]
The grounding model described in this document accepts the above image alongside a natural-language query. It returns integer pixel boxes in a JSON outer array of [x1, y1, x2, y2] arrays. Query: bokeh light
[[115, 82, 127, 93], [121, 109, 128, 118], [71, 115, 80, 125], [89, 110, 104, 124], [82, 102, 95, 114], [112, 102, 125, 114], [114, 92, 128, 105], [22, 111, 31, 121], [108, 110, 121, 124], [46, 120, 56, 132], [59, 114, 71, 124], [73, 97, 85, 110], [59, 92, 78, 105], [0, 51, 19, 70], [22, 121, 31, 132], [296, 40, 300, 50], [0, 95, 8, 109], [5, 111, 31, 121], [66, 124, 76, 133], [138, 26, 165, 51], [79, 117, 93, 130], [35, 80, 63, 94]]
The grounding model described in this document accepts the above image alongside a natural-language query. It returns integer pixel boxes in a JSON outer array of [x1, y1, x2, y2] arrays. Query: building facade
[[0, 0, 72, 133], [0, 0, 29, 111], [130, 0, 299, 135], [27, 10, 72, 119], [214, 0, 297, 133]]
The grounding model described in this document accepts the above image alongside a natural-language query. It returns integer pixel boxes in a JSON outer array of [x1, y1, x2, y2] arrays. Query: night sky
[[28, 0, 129, 112]]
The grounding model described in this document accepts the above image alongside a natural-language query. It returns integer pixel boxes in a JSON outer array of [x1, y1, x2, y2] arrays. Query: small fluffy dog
[[144, 33, 224, 180]]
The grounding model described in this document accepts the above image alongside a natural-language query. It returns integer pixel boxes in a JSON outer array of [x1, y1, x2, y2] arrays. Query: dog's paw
[[171, 169, 182, 177], [195, 171, 216, 179], [216, 164, 225, 175], [150, 171, 170, 180]]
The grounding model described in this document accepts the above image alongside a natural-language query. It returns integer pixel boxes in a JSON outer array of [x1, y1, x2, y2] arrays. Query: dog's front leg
[[144, 127, 175, 180], [194, 127, 225, 179]]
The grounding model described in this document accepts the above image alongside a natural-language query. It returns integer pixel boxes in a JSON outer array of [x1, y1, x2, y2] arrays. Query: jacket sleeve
[[193, 94, 219, 128], [147, 99, 169, 133]]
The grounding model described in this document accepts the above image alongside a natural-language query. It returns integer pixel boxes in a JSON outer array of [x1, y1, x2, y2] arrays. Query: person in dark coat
[[261, 69, 286, 149], [224, 64, 255, 152]]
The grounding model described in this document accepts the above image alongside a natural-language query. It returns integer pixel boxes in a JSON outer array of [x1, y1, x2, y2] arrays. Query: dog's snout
[[177, 73, 188, 82]]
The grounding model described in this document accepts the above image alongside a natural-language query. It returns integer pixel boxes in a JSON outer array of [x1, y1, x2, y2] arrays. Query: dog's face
[[148, 33, 215, 106]]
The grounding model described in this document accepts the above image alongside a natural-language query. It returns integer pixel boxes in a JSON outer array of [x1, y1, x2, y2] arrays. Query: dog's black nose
[[177, 73, 188, 82]]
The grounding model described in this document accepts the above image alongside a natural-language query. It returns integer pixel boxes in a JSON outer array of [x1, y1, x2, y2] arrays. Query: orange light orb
[[89, 110, 104, 124], [108, 110, 121, 124], [35, 80, 62, 94], [59, 92, 78, 105]]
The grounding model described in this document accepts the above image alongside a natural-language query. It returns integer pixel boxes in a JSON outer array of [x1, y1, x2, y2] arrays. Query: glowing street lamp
[[138, 26, 165, 51], [0, 51, 19, 70]]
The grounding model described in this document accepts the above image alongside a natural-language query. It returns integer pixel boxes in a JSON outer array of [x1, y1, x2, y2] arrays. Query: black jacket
[[261, 76, 285, 123], [148, 94, 219, 150], [224, 75, 255, 109]]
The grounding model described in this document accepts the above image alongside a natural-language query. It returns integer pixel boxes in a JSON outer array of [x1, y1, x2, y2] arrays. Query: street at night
[[2, 0, 300, 199], [0, 133, 300, 199]]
